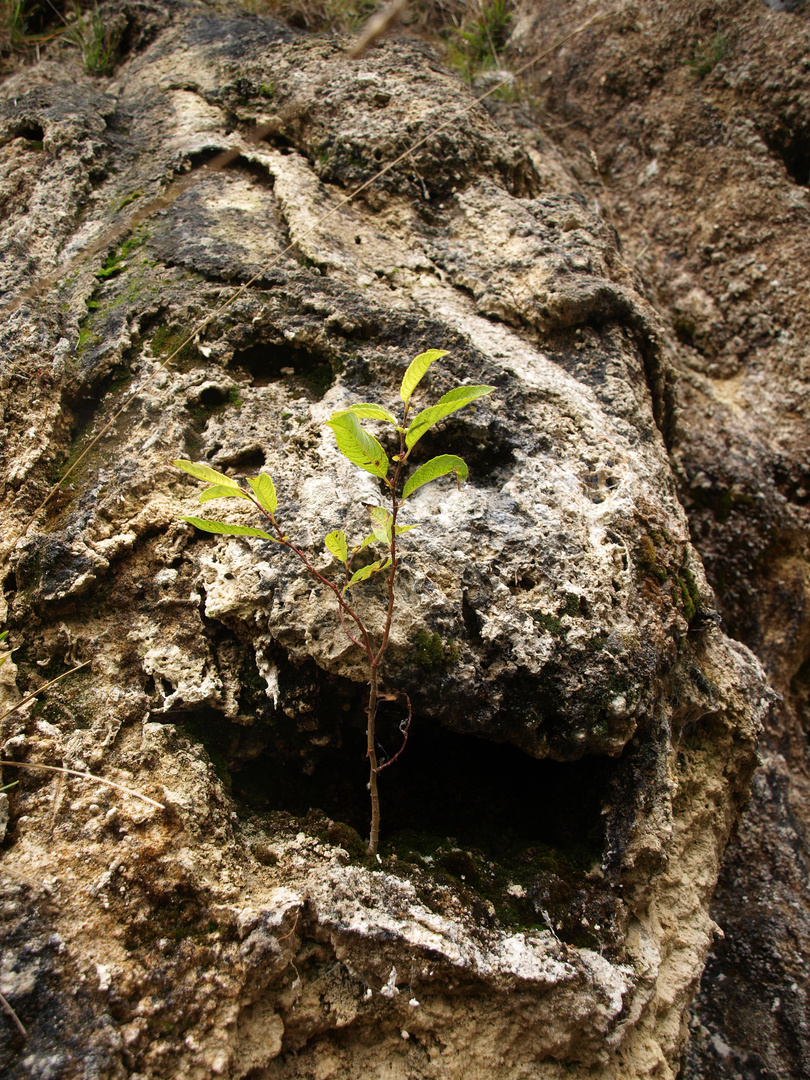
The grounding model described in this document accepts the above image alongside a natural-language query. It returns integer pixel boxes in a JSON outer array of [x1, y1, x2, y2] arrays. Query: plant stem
[[366, 663, 381, 854], [246, 426, 411, 856]]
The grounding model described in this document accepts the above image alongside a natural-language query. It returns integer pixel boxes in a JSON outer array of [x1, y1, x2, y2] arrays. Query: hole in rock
[[12, 122, 45, 143], [183, 705, 613, 862], [230, 341, 337, 398], [410, 419, 514, 486], [216, 446, 266, 472], [198, 384, 230, 407], [763, 120, 810, 186], [170, 666, 627, 947]]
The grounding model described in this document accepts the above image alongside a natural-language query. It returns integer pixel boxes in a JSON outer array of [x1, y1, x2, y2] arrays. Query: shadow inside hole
[[763, 121, 810, 186], [12, 122, 45, 144], [409, 420, 515, 486], [231, 342, 337, 398], [228, 712, 612, 862]]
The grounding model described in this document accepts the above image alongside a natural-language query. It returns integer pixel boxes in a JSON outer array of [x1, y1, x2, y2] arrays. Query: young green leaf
[[402, 455, 469, 500], [335, 403, 398, 424], [327, 412, 389, 478], [400, 349, 448, 406], [182, 516, 278, 540], [325, 529, 348, 563], [368, 505, 392, 543], [345, 559, 384, 590], [247, 474, 278, 515], [395, 523, 418, 535], [353, 532, 378, 555], [405, 385, 494, 450], [199, 485, 252, 503], [173, 459, 242, 490]]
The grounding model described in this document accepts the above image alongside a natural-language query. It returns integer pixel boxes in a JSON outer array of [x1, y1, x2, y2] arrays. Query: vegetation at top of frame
[[245, 0, 378, 33], [446, 0, 513, 84], [1, 0, 121, 74]]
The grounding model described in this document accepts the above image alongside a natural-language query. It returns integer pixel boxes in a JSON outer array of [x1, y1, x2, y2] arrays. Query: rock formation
[[507, 1, 810, 1075], [0, 0, 794, 1076]]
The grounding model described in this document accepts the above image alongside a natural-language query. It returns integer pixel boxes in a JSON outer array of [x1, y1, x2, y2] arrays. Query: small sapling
[[174, 349, 493, 854]]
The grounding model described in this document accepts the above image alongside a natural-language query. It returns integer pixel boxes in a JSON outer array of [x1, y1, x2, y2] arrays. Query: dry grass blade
[[0, 761, 165, 809], [0, 987, 27, 1038], [0, 660, 91, 727], [0, 658, 164, 808], [347, 0, 409, 57], [0, 863, 50, 890]]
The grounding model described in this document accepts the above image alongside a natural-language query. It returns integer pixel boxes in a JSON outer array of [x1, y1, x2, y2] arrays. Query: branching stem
[[175, 350, 492, 856]]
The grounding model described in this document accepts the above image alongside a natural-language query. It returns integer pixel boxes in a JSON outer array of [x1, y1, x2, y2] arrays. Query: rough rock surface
[[0, 2, 772, 1078], [507, 0, 810, 1075]]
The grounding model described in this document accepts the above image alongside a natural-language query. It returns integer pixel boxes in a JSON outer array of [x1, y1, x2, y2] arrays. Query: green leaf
[[325, 529, 348, 563], [402, 455, 469, 500], [405, 385, 494, 450], [395, 523, 418, 535], [400, 349, 448, 406], [327, 413, 389, 478], [353, 532, 378, 554], [182, 516, 278, 540], [247, 473, 278, 515], [173, 459, 242, 490], [335, 403, 398, 424], [199, 485, 252, 503], [368, 505, 392, 543], [345, 560, 383, 590]]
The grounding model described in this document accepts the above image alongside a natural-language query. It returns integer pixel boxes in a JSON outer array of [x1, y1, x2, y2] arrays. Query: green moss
[[151, 326, 198, 365], [260, 81, 275, 98], [77, 326, 100, 354], [533, 611, 562, 635], [676, 567, 701, 622], [563, 593, 580, 617], [117, 190, 143, 211], [378, 829, 613, 944], [326, 820, 367, 859], [635, 532, 670, 583], [587, 630, 609, 652], [636, 534, 657, 573], [97, 234, 145, 280], [411, 630, 458, 668]]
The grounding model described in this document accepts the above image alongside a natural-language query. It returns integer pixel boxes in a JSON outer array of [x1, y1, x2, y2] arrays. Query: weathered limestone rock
[[0, 3, 767, 1077], [508, 0, 810, 1075]]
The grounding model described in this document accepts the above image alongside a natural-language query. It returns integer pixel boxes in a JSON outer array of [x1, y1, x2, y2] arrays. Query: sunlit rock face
[[0, 3, 767, 1078]]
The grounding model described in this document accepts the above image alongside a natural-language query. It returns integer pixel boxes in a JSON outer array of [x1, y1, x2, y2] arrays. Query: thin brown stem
[[250, 501, 371, 649], [375, 428, 408, 665], [366, 664, 381, 855], [376, 688, 412, 772]]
